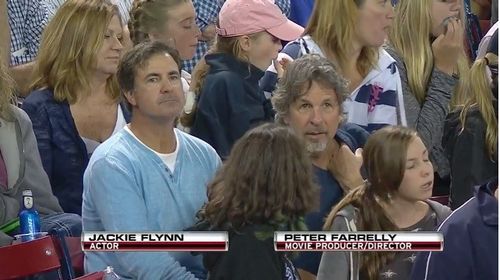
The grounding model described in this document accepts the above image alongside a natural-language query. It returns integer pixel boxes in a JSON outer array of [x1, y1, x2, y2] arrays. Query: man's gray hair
[[271, 54, 349, 124]]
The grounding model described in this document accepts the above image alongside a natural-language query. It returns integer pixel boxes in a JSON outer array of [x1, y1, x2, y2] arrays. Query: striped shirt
[[261, 35, 407, 132]]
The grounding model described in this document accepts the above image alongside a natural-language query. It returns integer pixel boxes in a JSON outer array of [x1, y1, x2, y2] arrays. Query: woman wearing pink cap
[[186, 0, 303, 159]]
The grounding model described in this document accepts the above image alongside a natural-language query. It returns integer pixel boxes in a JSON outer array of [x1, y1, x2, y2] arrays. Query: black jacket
[[191, 53, 274, 159], [443, 105, 498, 209], [201, 224, 298, 280]]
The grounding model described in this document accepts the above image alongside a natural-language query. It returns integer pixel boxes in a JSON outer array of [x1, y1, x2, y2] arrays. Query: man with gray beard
[[272, 54, 369, 280]]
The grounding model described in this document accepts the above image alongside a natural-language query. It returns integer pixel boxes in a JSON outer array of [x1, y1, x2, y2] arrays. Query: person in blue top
[[272, 54, 369, 279], [21, 0, 130, 215], [411, 177, 498, 280], [82, 41, 221, 279], [186, 0, 303, 158], [289, 0, 314, 27]]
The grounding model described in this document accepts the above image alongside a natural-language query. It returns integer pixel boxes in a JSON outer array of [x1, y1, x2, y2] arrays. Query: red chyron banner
[[82, 232, 228, 252], [82, 231, 443, 252], [274, 232, 443, 252]]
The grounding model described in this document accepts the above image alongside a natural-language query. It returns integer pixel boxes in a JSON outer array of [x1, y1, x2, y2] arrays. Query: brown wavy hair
[[324, 126, 419, 279], [199, 123, 318, 230]]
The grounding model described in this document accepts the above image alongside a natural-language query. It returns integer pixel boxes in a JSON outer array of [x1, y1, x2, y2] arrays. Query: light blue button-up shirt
[[82, 128, 221, 279]]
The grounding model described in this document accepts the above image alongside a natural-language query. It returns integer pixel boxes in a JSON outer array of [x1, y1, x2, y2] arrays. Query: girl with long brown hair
[[318, 126, 451, 280], [193, 123, 318, 279]]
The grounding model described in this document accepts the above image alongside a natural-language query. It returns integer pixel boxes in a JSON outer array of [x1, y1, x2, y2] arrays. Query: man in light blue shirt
[[82, 41, 221, 280]]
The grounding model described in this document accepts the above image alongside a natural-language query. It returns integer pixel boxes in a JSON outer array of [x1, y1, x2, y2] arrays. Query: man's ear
[[124, 90, 137, 107]]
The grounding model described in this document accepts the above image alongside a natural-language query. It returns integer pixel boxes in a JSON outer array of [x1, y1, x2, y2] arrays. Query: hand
[[327, 145, 364, 193], [432, 18, 464, 75], [201, 24, 216, 42], [274, 57, 291, 80]]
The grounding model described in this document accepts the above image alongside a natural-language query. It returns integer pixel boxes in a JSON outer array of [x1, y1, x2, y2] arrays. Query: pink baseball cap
[[216, 0, 304, 41]]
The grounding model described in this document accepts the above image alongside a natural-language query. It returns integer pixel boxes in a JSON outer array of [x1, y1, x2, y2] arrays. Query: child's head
[[200, 123, 318, 230], [215, 0, 303, 70], [129, 0, 200, 60], [363, 126, 434, 203]]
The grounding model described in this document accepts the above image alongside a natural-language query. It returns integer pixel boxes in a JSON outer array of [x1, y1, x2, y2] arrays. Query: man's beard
[[305, 140, 328, 154]]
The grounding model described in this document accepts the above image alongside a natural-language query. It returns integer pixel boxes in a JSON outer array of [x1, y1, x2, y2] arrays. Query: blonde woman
[[0, 53, 62, 246], [187, 0, 303, 158], [261, 0, 406, 133], [22, 0, 130, 215], [443, 30, 498, 209], [386, 0, 469, 197]]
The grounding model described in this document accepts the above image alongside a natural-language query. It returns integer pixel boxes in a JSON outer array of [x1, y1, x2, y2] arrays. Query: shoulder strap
[[342, 215, 359, 280], [299, 37, 311, 55]]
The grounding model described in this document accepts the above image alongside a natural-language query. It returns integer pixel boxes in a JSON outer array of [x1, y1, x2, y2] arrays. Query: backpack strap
[[341, 209, 360, 280]]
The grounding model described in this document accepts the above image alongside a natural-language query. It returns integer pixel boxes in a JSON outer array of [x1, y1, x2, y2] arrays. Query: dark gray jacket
[[0, 106, 62, 246], [317, 200, 452, 280], [385, 46, 458, 179], [443, 106, 498, 209]]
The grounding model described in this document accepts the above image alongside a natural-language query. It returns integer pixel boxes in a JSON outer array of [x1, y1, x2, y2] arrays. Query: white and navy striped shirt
[[261, 35, 407, 132]]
